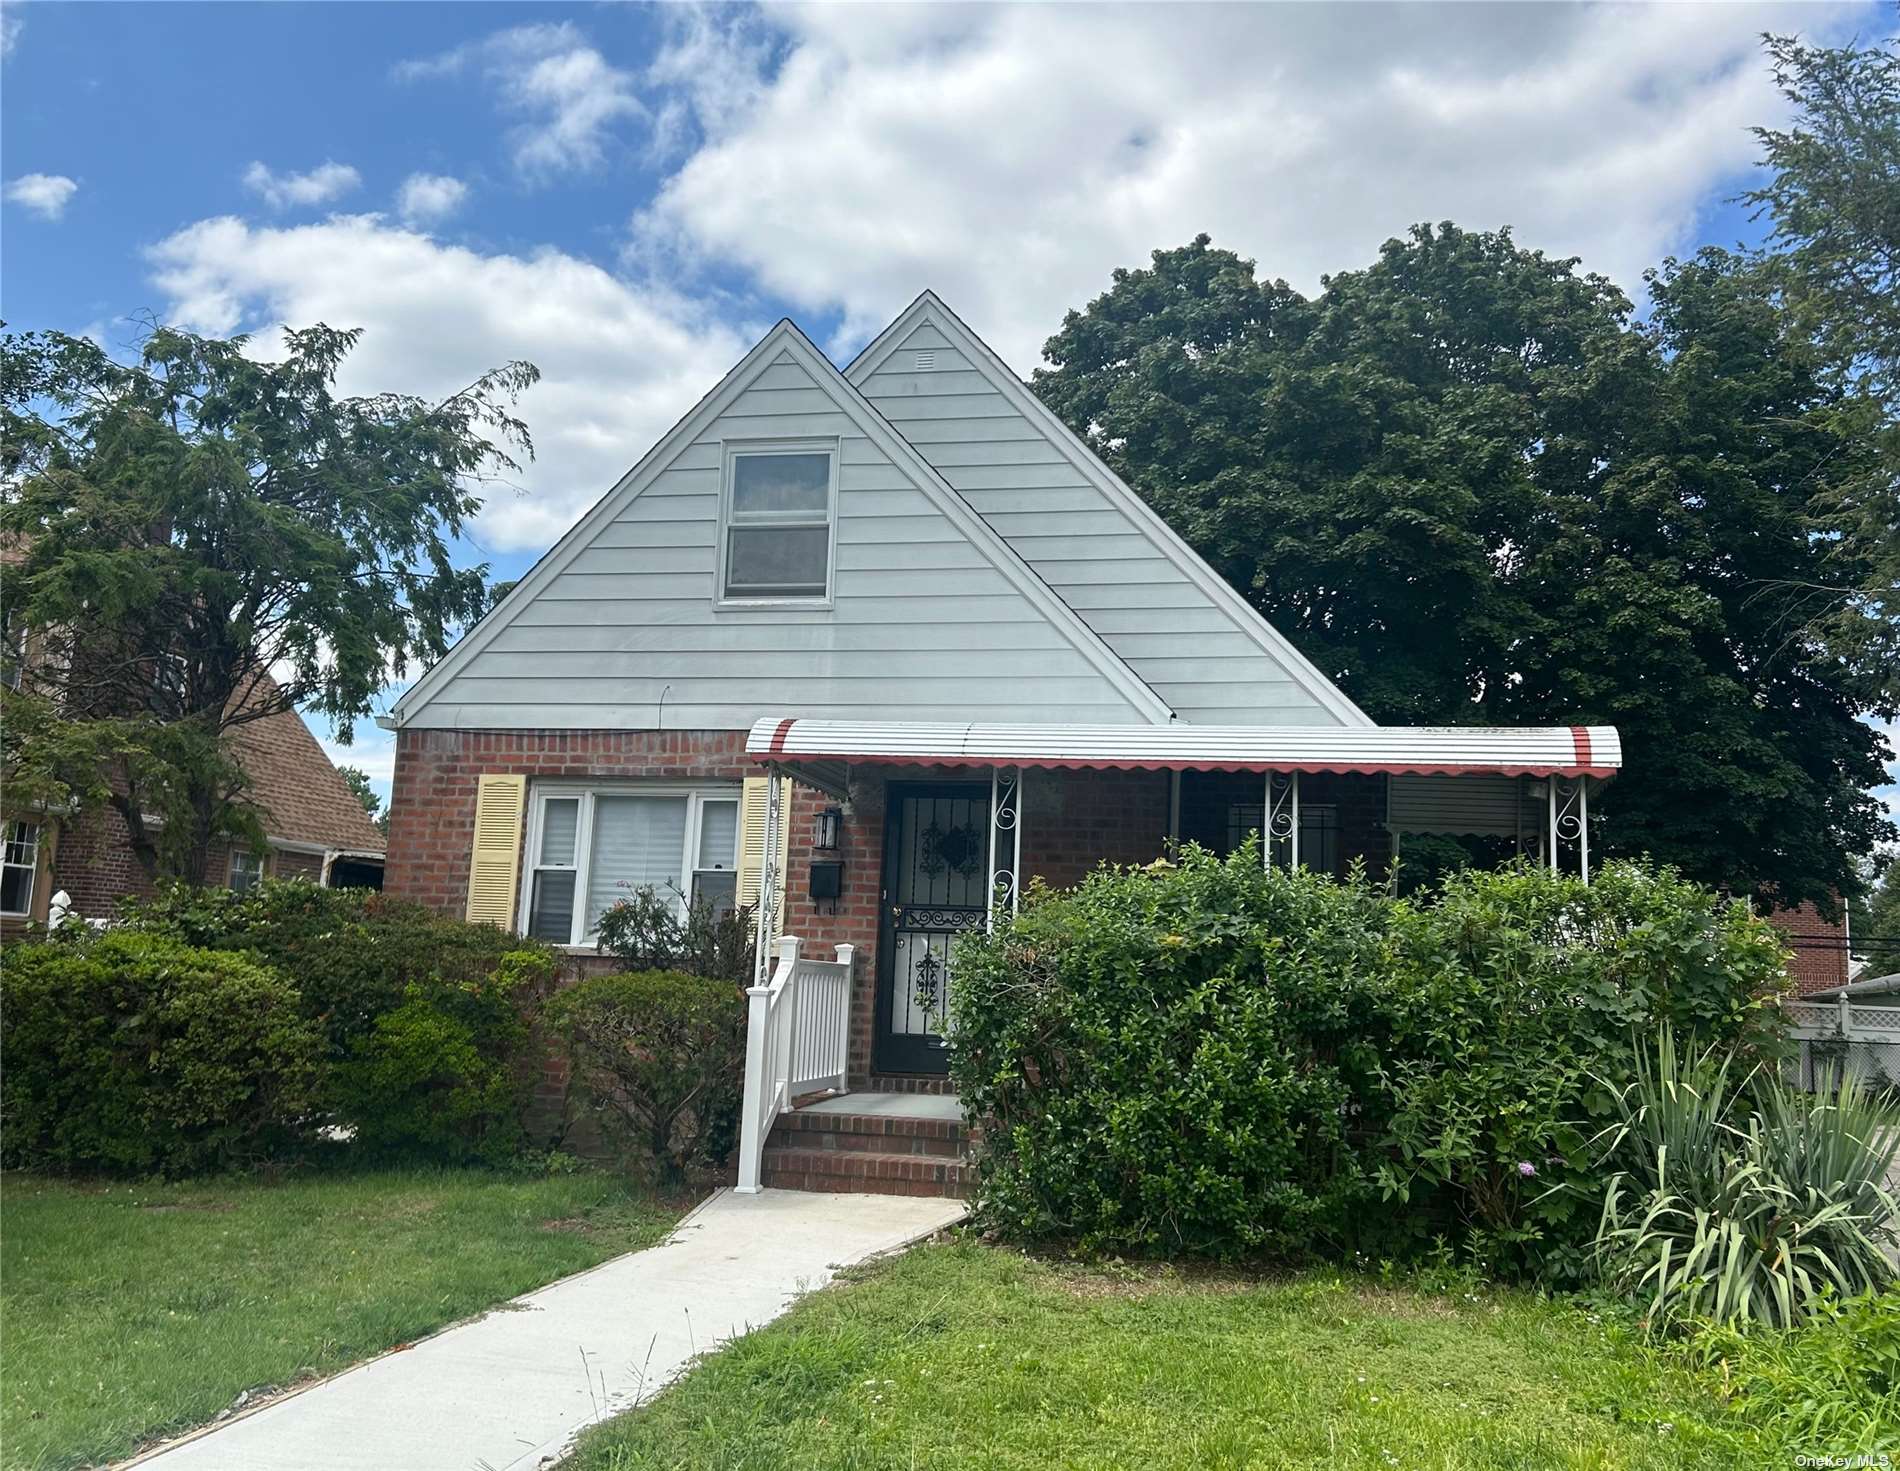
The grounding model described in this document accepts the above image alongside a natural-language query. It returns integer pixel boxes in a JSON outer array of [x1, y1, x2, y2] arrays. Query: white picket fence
[[735, 936, 854, 1193]]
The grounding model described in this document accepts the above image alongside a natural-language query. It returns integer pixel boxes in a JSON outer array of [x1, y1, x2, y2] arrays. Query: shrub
[[950, 848, 1791, 1267], [548, 971, 746, 1184], [0, 932, 322, 1174], [333, 948, 557, 1163], [950, 847, 1402, 1258], [1686, 1288, 1900, 1452], [1378, 861, 1791, 1279], [1590, 1030, 1899, 1332], [594, 888, 755, 983], [124, 879, 545, 1063]]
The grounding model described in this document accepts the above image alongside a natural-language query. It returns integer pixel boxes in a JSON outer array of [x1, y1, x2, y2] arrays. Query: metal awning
[[746, 718, 1621, 795]]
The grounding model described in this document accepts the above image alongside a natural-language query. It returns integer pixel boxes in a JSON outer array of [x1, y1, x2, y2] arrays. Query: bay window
[[523, 786, 741, 945]]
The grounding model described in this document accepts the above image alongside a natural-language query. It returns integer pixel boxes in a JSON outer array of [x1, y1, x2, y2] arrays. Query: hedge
[[1, 932, 323, 1175], [948, 850, 1790, 1276]]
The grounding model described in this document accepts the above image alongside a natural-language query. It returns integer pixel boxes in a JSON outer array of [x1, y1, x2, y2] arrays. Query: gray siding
[[857, 325, 1347, 726], [408, 352, 1154, 730]]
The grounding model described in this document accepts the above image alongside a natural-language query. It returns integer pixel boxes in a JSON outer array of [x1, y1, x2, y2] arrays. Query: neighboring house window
[[523, 786, 741, 944], [228, 848, 265, 892], [1225, 802, 1342, 876], [1, 821, 39, 915], [719, 444, 836, 602]]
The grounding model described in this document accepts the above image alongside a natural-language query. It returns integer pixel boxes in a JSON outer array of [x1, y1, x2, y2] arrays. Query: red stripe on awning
[[1571, 726, 1592, 768], [768, 718, 797, 756], [744, 749, 1616, 779]]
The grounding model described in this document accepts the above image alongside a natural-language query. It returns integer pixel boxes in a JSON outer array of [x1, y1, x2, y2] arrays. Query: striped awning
[[746, 718, 1621, 789]]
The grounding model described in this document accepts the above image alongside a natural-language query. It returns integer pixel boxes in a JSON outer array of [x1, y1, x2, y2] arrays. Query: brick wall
[[384, 728, 755, 914], [385, 733, 1189, 1087], [1767, 900, 1849, 997], [51, 804, 309, 919]]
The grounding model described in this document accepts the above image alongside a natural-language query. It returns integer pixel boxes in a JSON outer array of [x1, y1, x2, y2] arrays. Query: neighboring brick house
[[3, 684, 386, 931], [381, 288, 1625, 1162], [1767, 900, 1852, 998]]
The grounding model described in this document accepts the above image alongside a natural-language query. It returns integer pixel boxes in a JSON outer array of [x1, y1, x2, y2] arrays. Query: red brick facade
[[46, 804, 297, 921], [385, 729, 1192, 1087], [1766, 900, 1850, 997]]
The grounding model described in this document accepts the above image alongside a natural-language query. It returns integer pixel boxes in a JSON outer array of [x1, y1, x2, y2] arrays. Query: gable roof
[[227, 682, 387, 853], [846, 291, 1374, 729], [391, 318, 1174, 729]]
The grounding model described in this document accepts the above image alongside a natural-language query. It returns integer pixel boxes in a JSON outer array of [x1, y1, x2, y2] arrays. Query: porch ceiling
[[745, 717, 1621, 791]]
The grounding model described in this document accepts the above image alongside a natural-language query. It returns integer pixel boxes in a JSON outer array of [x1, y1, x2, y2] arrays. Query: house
[[381, 291, 1622, 1195], [1, 677, 387, 931]]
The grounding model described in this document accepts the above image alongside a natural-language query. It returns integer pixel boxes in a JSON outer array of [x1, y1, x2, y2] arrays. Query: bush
[[594, 888, 755, 983], [124, 880, 545, 1063], [1378, 861, 1791, 1279], [548, 971, 746, 1184], [950, 848, 1402, 1258], [333, 949, 557, 1163], [949, 849, 1791, 1267], [1590, 1030, 1899, 1332], [0, 932, 322, 1174]]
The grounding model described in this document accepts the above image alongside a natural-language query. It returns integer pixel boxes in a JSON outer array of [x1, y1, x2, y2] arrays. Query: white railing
[[735, 936, 855, 1193]]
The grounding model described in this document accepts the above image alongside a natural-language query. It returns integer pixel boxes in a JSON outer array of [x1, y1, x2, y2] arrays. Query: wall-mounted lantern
[[815, 805, 843, 852]]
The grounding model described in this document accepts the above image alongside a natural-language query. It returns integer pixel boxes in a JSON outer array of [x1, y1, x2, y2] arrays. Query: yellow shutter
[[736, 775, 793, 927], [465, 774, 527, 928]]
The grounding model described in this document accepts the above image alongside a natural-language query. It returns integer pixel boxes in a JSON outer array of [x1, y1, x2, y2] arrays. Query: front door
[[875, 781, 990, 1074]]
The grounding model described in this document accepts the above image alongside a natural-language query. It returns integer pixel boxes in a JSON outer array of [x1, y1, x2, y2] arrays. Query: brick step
[[768, 1111, 964, 1157], [759, 1146, 968, 1199]]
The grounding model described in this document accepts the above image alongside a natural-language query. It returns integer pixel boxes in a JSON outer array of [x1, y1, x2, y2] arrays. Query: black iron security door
[[874, 782, 989, 1074]]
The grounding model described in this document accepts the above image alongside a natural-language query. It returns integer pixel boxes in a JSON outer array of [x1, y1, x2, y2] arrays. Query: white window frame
[[1, 820, 40, 916], [228, 846, 265, 892], [714, 437, 840, 610], [518, 783, 742, 947]]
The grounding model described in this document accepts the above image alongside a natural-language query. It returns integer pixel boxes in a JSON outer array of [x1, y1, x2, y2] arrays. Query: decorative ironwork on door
[[878, 785, 989, 1071]]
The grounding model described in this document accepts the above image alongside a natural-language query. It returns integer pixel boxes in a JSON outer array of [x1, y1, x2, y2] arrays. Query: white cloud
[[635, 1, 1864, 368], [319, 731, 395, 808], [5, 172, 77, 220], [396, 172, 469, 225], [242, 160, 361, 210], [145, 214, 751, 551], [1, 8, 22, 60], [398, 23, 642, 178]]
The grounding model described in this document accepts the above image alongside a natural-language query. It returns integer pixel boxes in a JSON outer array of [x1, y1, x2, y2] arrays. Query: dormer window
[[719, 442, 836, 604]]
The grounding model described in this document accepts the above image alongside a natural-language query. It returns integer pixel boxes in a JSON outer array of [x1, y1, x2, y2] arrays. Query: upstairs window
[[720, 445, 835, 603]]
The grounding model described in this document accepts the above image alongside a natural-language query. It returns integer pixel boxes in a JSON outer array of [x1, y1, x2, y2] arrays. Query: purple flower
[[1516, 1161, 1537, 1178]]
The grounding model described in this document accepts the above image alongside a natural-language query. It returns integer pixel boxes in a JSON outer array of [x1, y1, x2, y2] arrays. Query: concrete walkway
[[130, 1189, 964, 1471]]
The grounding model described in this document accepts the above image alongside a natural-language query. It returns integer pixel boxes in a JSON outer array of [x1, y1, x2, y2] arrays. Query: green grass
[[569, 1242, 1762, 1471], [1, 1167, 677, 1471]]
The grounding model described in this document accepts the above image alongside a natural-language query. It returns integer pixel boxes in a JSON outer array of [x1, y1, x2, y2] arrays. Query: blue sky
[[3, 1, 1891, 820]]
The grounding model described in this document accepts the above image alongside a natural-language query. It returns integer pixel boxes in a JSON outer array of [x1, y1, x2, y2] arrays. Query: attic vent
[[914, 350, 937, 371]]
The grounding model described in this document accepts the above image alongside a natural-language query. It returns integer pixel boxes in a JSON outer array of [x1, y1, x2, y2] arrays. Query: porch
[[734, 718, 1621, 1195]]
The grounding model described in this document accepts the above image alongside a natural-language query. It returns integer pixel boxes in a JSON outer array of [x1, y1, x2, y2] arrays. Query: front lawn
[[569, 1241, 1756, 1470], [1, 1167, 676, 1471]]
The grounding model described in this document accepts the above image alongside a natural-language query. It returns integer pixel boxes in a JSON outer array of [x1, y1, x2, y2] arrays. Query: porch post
[[1547, 777, 1558, 874], [987, 765, 1022, 927], [1264, 769, 1300, 869], [753, 765, 784, 987], [1579, 779, 1591, 884]]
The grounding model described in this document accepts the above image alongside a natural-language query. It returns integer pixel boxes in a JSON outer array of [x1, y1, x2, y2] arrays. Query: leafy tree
[[0, 323, 536, 884], [336, 763, 389, 838], [1850, 849, 1900, 965], [1034, 230, 1893, 906], [1743, 26, 1900, 703]]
